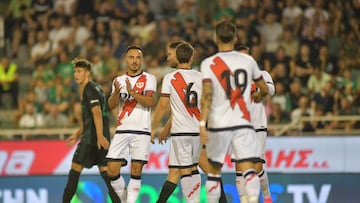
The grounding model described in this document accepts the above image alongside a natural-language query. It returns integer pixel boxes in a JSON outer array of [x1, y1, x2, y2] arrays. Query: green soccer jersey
[[81, 81, 111, 145]]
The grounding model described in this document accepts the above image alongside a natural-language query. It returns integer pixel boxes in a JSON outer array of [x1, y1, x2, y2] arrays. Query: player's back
[[162, 69, 201, 133], [201, 51, 262, 130]]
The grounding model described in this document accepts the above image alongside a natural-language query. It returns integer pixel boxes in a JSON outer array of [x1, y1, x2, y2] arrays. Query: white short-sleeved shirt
[[161, 69, 201, 133], [250, 70, 275, 130], [201, 51, 263, 130], [112, 71, 157, 133]]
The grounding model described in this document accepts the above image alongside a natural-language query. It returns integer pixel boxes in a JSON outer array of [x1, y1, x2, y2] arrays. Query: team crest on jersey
[[136, 82, 144, 88]]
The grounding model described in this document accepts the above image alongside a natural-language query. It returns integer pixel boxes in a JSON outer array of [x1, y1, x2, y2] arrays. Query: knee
[[107, 166, 120, 178], [130, 162, 144, 176]]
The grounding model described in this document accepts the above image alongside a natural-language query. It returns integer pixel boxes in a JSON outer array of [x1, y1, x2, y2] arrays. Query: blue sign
[[0, 173, 359, 202]]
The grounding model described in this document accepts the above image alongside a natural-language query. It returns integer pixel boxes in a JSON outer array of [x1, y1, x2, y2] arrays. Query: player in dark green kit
[[62, 59, 120, 203]]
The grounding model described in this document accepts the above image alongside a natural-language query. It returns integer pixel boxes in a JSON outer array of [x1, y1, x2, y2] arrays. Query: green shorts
[[72, 141, 108, 168]]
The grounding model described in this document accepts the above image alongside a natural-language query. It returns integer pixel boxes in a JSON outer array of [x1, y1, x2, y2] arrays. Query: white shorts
[[255, 130, 267, 161], [206, 127, 258, 165], [230, 129, 267, 163], [106, 131, 151, 166], [169, 134, 201, 168]]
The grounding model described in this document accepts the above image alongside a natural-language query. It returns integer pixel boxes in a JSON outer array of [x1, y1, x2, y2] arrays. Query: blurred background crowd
[[0, 0, 359, 134]]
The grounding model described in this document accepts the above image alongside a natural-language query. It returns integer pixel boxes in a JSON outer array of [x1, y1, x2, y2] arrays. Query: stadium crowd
[[0, 0, 360, 134]]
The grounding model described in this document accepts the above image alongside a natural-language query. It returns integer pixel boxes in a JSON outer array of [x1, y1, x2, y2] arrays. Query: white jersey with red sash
[[161, 69, 201, 134], [250, 70, 275, 130], [201, 51, 263, 130], [112, 72, 157, 133]]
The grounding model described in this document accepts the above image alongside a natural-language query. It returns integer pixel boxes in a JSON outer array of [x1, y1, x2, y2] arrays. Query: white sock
[[259, 169, 271, 198], [235, 171, 248, 203], [127, 177, 141, 203], [110, 175, 127, 202], [191, 172, 201, 202], [206, 174, 221, 203], [180, 174, 201, 203], [243, 169, 260, 203]]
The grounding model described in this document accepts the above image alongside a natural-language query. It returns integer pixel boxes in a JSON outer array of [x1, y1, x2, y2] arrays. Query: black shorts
[[72, 141, 108, 168]]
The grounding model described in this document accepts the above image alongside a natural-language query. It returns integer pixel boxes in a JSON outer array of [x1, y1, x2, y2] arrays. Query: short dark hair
[[126, 45, 144, 54], [215, 20, 237, 44], [168, 40, 186, 49], [176, 42, 194, 64], [72, 58, 92, 71]]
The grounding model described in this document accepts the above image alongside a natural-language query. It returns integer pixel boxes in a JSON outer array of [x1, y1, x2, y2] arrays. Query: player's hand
[[200, 126, 208, 144], [113, 79, 122, 93], [66, 133, 79, 147], [158, 129, 168, 145], [150, 130, 156, 144], [97, 136, 110, 150], [125, 78, 133, 94], [252, 91, 263, 103]]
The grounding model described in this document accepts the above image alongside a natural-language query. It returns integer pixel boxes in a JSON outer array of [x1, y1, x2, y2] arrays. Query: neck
[[218, 43, 234, 52], [177, 63, 191, 69], [79, 79, 90, 96], [127, 70, 143, 77]]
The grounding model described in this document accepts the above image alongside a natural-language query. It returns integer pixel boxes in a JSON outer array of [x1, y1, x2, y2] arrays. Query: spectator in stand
[[270, 62, 291, 89], [271, 82, 292, 114], [307, 62, 331, 96], [31, 60, 55, 86], [294, 44, 315, 89], [326, 2, 343, 59], [79, 36, 102, 59], [109, 30, 128, 59], [311, 81, 335, 116], [331, 97, 358, 131], [32, 78, 48, 113], [302, 0, 329, 39], [212, 0, 235, 24], [318, 45, 339, 77], [55, 48, 74, 89], [258, 11, 283, 54], [53, 0, 76, 17], [0, 56, 19, 109], [269, 102, 290, 124], [43, 103, 69, 128], [68, 15, 91, 48], [279, 28, 300, 59], [175, 0, 197, 25], [290, 95, 315, 132], [300, 23, 326, 59], [19, 100, 44, 128], [281, 0, 303, 35], [48, 15, 73, 53], [93, 0, 114, 30], [114, 0, 138, 23], [288, 77, 305, 110], [94, 21, 111, 46], [29, 29, 52, 66], [101, 44, 122, 81], [4, 1, 33, 64], [128, 12, 156, 46], [46, 78, 71, 116], [29, 0, 53, 22]]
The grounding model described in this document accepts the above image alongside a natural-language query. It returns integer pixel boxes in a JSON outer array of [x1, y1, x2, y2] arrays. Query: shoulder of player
[[143, 71, 157, 81]]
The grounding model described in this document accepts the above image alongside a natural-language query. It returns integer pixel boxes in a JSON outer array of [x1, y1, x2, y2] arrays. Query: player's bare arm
[[126, 78, 156, 107], [66, 127, 83, 147], [151, 96, 171, 144], [92, 105, 110, 150], [158, 118, 171, 145], [200, 81, 212, 144], [108, 79, 122, 109], [255, 78, 269, 102]]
